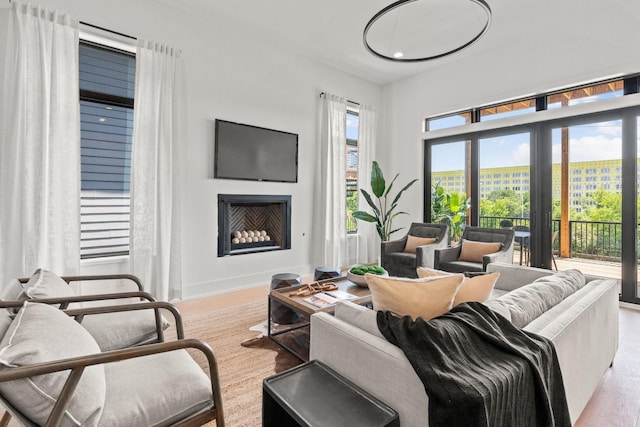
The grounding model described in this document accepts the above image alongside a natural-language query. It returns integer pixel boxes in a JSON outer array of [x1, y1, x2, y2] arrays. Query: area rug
[[178, 300, 302, 427]]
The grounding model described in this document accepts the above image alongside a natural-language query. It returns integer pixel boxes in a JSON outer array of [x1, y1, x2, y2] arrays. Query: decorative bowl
[[347, 266, 388, 288]]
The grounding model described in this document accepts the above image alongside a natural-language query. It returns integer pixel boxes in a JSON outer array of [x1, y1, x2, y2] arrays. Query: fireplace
[[218, 194, 292, 257]]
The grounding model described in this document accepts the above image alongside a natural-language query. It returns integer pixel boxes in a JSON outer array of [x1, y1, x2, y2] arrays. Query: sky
[[430, 91, 635, 172]]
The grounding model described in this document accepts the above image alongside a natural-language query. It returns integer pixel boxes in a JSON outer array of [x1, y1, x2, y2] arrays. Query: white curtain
[[130, 40, 184, 301], [353, 104, 378, 264], [316, 93, 348, 268], [0, 2, 80, 285]]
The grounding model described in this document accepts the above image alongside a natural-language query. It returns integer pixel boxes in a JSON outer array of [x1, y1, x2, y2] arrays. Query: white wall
[[381, 0, 640, 234], [0, 0, 383, 299]]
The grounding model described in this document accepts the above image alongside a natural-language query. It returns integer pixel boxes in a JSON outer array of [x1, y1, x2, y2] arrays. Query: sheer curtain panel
[[354, 104, 378, 264], [316, 93, 348, 268], [130, 40, 184, 301], [0, 2, 80, 285]]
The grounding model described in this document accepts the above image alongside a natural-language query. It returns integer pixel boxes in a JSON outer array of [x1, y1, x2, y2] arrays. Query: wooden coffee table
[[268, 276, 370, 361]]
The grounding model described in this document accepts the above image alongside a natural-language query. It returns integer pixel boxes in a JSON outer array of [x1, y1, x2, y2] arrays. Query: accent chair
[[434, 226, 515, 273], [381, 223, 449, 278]]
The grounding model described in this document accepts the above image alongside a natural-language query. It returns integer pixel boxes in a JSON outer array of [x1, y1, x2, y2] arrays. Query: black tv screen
[[214, 119, 298, 183]]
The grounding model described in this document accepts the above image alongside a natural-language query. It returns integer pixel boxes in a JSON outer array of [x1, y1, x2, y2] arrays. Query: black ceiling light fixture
[[363, 0, 492, 62]]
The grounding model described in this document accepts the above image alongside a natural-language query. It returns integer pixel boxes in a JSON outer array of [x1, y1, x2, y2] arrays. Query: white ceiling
[[155, 0, 638, 86]]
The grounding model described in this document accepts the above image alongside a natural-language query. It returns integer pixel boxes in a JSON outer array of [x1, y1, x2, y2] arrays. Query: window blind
[[79, 42, 135, 258]]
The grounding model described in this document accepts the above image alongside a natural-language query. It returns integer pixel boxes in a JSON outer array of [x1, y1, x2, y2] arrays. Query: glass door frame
[[424, 125, 535, 231], [424, 106, 640, 304]]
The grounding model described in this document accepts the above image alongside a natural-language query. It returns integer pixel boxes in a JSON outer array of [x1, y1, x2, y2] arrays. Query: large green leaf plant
[[352, 161, 418, 241], [431, 181, 471, 242]]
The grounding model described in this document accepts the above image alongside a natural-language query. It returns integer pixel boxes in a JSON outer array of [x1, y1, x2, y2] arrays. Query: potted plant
[[431, 181, 471, 243], [352, 161, 418, 242]]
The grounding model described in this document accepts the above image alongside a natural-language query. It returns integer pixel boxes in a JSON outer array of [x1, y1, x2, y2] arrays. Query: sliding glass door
[[427, 141, 470, 240], [549, 119, 622, 285], [479, 132, 531, 265], [425, 108, 640, 303]]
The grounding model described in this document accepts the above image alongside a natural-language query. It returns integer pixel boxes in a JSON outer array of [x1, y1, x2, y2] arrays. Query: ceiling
[[155, 0, 635, 86]]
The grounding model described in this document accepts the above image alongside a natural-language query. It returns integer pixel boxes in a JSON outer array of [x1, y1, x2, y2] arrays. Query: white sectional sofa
[[309, 263, 619, 426]]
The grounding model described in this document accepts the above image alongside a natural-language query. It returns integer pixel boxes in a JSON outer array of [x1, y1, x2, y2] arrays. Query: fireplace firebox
[[218, 194, 292, 256]]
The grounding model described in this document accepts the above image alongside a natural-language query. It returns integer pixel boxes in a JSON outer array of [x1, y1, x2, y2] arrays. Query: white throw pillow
[[0, 302, 106, 426], [23, 268, 75, 300]]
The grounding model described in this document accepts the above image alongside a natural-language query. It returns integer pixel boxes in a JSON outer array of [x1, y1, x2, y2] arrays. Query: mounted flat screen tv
[[214, 119, 298, 183]]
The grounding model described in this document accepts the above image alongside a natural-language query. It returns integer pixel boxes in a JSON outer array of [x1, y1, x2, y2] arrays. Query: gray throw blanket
[[377, 302, 571, 427]]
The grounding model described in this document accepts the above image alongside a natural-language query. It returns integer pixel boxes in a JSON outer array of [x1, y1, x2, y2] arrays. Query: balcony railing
[[480, 216, 632, 261]]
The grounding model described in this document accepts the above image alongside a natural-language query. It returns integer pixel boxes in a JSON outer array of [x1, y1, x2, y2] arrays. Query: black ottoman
[[313, 266, 341, 281], [270, 273, 301, 324]]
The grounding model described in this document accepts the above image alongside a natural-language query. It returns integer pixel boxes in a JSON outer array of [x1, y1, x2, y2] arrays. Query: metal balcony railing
[[480, 216, 632, 261]]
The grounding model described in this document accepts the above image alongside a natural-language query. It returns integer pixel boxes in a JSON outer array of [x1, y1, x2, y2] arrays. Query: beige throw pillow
[[458, 240, 502, 263], [416, 267, 500, 306], [415, 266, 451, 278], [403, 235, 437, 254], [365, 273, 464, 321]]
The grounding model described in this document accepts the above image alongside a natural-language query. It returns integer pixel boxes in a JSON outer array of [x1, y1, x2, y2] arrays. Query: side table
[[263, 360, 399, 427]]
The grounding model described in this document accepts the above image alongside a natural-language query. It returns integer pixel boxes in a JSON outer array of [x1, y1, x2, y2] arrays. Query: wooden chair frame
[[0, 300, 223, 426], [0, 338, 224, 427]]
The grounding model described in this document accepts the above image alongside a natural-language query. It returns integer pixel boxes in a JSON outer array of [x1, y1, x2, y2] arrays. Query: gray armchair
[[381, 223, 449, 278], [434, 226, 514, 273], [0, 301, 223, 427], [4, 270, 172, 351]]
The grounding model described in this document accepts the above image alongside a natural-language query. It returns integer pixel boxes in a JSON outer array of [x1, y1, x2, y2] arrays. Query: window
[[79, 41, 135, 258], [346, 110, 359, 233], [425, 111, 471, 131], [548, 80, 624, 108], [480, 99, 536, 121]]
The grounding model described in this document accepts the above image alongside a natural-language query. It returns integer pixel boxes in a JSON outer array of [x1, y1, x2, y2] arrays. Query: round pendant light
[[363, 0, 492, 62]]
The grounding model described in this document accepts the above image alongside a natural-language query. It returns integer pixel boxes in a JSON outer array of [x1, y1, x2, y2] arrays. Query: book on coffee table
[[304, 291, 357, 308]]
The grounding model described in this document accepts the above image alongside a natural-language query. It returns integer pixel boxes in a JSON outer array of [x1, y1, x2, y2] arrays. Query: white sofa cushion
[[532, 269, 586, 298], [494, 269, 587, 328], [0, 302, 105, 426], [496, 282, 565, 328]]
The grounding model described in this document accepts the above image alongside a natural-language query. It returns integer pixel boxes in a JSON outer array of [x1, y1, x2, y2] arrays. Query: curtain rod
[[319, 92, 360, 106], [6, 1, 137, 40], [80, 21, 136, 41]]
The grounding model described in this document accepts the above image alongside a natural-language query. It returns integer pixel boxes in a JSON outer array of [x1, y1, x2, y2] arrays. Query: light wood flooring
[[177, 280, 640, 427]]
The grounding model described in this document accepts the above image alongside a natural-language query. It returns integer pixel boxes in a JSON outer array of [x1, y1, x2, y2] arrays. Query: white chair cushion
[[100, 349, 213, 426], [81, 310, 170, 352]]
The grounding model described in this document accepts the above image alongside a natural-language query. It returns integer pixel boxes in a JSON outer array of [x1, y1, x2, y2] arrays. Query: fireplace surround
[[218, 194, 292, 256]]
